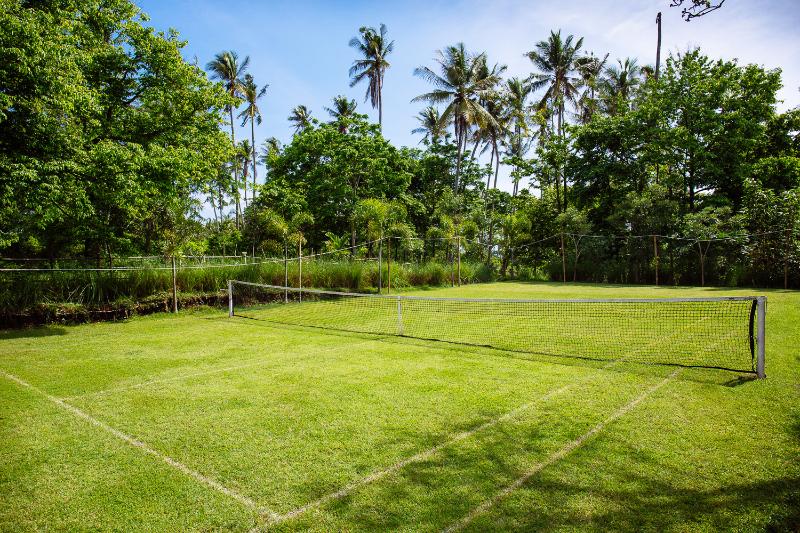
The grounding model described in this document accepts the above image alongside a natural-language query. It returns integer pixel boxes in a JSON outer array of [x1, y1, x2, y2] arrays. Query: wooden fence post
[[457, 235, 462, 286], [387, 237, 391, 294], [283, 241, 288, 303], [653, 235, 659, 286], [298, 239, 302, 302], [171, 255, 178, 313]]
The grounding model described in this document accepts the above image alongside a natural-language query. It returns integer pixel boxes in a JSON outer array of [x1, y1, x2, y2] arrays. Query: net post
[[396, 297, 403, 336], [756, 296, 766, 379], [228, 280, 233, 317]]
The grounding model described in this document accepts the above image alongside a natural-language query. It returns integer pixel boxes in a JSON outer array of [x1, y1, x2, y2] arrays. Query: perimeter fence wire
[[1, 229, 789, 272], [229, 281, 766, 376]]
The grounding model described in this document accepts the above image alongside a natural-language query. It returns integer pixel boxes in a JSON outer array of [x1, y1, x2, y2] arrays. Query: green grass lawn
[[1, 282, 798, 531]]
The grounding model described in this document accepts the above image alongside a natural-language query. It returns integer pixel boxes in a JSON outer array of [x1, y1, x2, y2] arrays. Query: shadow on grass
[[314, 421, 800, 532], [0, 326, 67, 340]]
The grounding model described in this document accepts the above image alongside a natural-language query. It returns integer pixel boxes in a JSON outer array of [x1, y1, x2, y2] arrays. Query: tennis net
[[228, 281, 766, 376]]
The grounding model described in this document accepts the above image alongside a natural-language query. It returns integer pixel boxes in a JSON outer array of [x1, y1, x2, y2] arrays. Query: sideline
[[0, 370, 278, 522]]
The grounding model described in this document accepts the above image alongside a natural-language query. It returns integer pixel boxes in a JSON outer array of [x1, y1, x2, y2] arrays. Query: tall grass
[[0, 260, 494, 318]]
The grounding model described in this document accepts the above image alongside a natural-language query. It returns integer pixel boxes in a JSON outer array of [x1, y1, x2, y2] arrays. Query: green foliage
[[261, 115, 412, 247], [0, 0, 231, 258]]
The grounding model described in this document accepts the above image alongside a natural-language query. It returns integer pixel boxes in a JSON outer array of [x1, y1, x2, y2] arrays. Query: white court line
[[259, 318, 720, 529], [0, 369, 278, 522], [65, 337, 381, 401], [442, 369, 681, 532], [259, 359, 633, 530]]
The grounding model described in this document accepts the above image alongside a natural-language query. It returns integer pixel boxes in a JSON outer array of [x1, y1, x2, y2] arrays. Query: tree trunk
[[559, 105, 567, 211], [229, 107, 240, 227], [378, 74, 383, 126], [486, 147, 494, 190], [493, 138, 500, 190], [454, 120, 463, 192], [655, 12, 662, 80], [250, 119, 257, 201], [218, 185, 225, 224], [470, 133, 480, 162]]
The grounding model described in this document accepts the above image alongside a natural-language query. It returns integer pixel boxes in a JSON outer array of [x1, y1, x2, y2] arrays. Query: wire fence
[[1, 228, 795, 326]]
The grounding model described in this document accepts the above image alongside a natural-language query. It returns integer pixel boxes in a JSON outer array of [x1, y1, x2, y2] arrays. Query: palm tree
[[206, 50, 249, 226], [413, 43, 502, 191], [238, 139, 252, 207], [526, 30, 584, 211], [574, 52, 609, 124], [482, 91, 507, 190], [601, 58, 642, 115], [502, 77, 533, 190], [411, 106, 448, 144], [259, 137, 282, 161], [258, 137, 282, 187], [325, 95, 358, 132], [349, 24, 394, 126], [470, 56, 508, 168], [237, 74, 268, 201], [288, 105, 313, 134]]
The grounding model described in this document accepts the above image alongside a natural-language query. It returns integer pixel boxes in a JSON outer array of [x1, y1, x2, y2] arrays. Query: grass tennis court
[[1, 282, 798, 531]]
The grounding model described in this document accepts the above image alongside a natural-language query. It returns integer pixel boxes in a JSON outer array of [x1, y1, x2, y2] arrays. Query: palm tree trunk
[[229, 107, 240, 228], [210, 191, 219, 229], [378, 74, 383, 126], [250, 119, 257, 201], [493, 138, 500, 189], [486, 146, 494, 190], [558, 104, 566, 211], [454, 121, 463, 192], [655, 12, 662, 80], [470, 130, 480, 162]]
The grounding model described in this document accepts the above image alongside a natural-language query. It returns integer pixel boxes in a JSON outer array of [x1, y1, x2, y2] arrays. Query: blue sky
[[136, 0, 800, 195]]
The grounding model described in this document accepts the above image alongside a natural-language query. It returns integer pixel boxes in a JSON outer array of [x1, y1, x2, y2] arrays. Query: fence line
[[0, 229, 792, 273]]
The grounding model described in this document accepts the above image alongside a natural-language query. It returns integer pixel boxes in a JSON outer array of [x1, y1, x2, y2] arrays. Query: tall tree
[[237, 74, 267, 201], [206, 50, 249, 226], [325, 95, 358, 133], [413, 43, 502, 191], [411, 107, 448, 144], [0, 0, 231, 259], [526, 30, 584, 211], [349, 24, 394, 126], [288, 105, 313, 134], [574, 52, 609, 124], [601, 58, 642, 115], [238, 139, 252, 207]]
